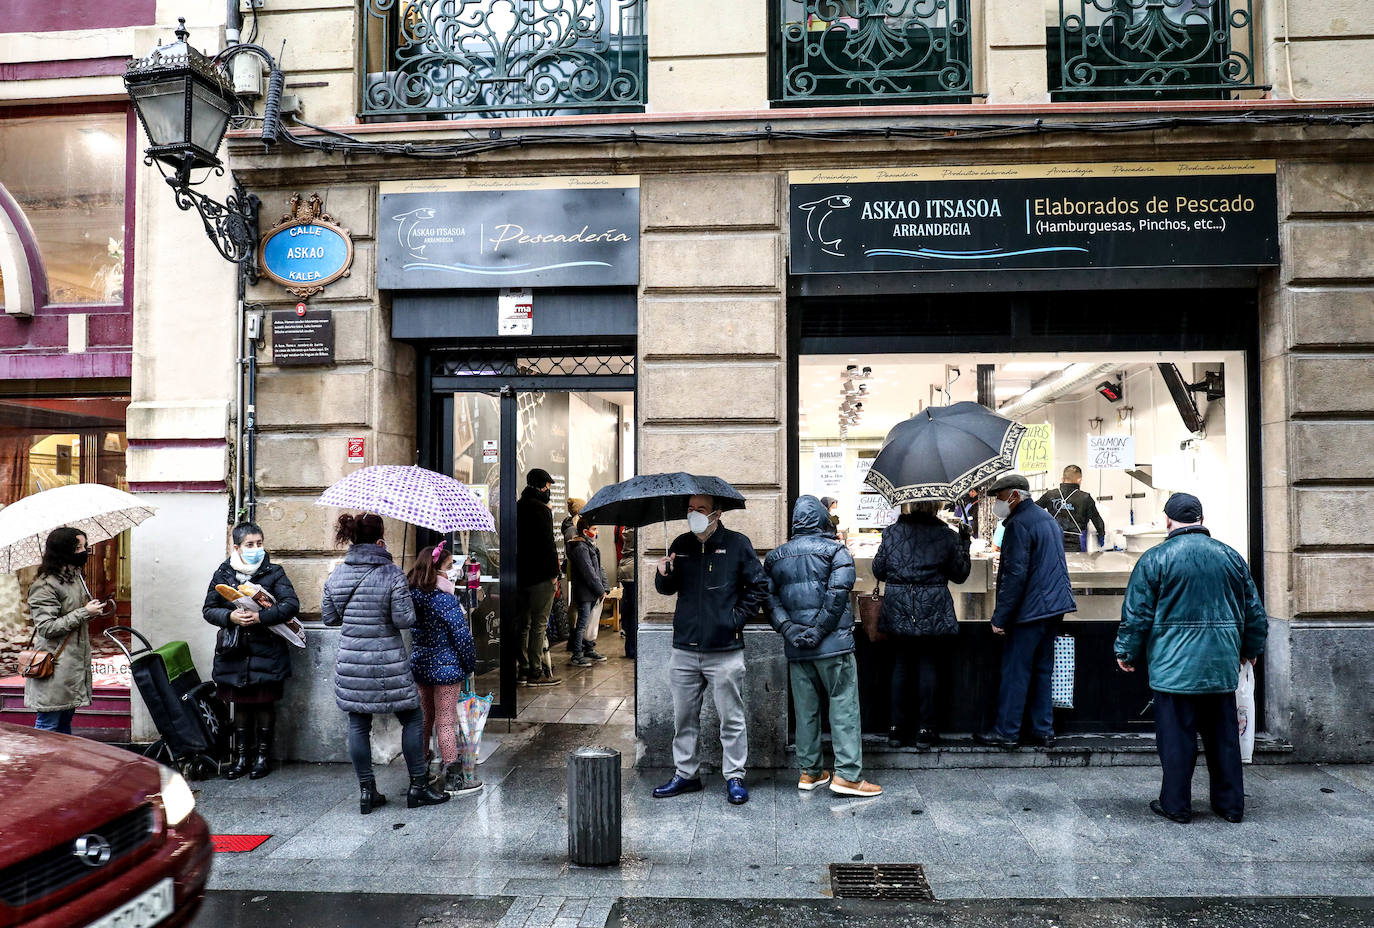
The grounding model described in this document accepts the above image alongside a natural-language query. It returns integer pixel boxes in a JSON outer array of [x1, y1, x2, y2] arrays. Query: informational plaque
[[271, 310, 335, 365]]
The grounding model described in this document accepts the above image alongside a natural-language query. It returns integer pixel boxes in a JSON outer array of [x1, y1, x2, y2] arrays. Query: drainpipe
[[226, 0, 241, 45]]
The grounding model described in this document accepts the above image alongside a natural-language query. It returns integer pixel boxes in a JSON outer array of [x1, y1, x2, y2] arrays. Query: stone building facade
[[106, 1, 1374, 762]]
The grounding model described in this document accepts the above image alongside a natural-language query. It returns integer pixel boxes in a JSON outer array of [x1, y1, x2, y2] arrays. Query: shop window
[[0, 112, 126, 305], [772, 0, 976, 106], [360, 0, 647, 119], [1046, 0, 1265, 101]]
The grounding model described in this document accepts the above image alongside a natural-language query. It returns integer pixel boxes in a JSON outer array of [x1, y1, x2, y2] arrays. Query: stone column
[[1263, 161, 1374, 761], [982, 0, 1049, 103], [635, 172, 790, 772]]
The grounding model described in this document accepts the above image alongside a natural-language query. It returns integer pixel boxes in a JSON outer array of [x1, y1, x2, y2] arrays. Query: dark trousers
[[347, 707, 425, 781], [1153, 690, 1245, 818], [890, 637, 939, 734], [991, 616, 1063, 740]]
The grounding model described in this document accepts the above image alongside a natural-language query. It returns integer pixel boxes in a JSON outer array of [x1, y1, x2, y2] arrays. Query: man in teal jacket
[[1115, 493, 1268, 824]]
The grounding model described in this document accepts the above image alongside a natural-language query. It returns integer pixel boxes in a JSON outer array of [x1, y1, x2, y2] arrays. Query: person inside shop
[[872, 501, 971, 749], [820, 496, 846, 542], [1036, 465, 1106, 553], [1114, 492, 1267, 824], [566, 516, 610, 666], [515, 467, 561, 687], [974, 473, 1077, 750], [618, 527, 638, 660], [323, 512, 450, 814], [948, 488, 981, 537], [652, 494, 769, 805], [24, 527, 106, 735], [765, 495, 881, 797], [202, 521, 300, 780]]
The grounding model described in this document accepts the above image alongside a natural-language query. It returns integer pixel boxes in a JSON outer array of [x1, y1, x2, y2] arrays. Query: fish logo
[[798, 194, 852, 257], [392, 207, 437, 257]]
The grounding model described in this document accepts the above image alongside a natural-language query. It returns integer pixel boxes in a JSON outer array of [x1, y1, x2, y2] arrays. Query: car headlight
[[158, 767, 197, 827]]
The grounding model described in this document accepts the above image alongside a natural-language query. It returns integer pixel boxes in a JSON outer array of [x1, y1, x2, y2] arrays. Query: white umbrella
[[0, 484, 157, 573]]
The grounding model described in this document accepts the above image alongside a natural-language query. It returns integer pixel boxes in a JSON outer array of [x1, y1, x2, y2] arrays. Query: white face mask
[[992, 498, 1012, 521], [687, 511, 712, 535]]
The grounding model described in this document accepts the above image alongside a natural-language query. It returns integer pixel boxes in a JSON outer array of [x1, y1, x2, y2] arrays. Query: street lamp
[[124, 18, 283, 273]]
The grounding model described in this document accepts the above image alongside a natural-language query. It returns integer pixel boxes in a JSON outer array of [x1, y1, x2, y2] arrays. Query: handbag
[[217, 624, 247, 657], [17, 626, 75, 680], [857, 584, 886, 643]]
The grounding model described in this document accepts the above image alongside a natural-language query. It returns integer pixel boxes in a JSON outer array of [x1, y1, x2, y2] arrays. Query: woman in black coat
[[202, 521, 300, 780], [872, 501, 971, 747]]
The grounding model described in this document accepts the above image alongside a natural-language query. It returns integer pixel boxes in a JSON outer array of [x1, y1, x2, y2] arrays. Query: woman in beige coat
[[24, 527, 105, 734]]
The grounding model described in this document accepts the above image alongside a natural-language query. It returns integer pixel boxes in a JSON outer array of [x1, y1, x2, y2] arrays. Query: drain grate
[[829, 863, 935, 901]]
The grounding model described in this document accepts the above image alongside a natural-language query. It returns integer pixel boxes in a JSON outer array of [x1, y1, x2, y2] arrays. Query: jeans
[[991, 616, 1063, 741], [571, 598, 604, 656], [1153, 690, 1245, 818], [890, 637, 940, 735], [35, 709, 76, 734], [347, 708, 425, 781], [516, 580, 556, 677], [791, 653, 864, 782], [669, 648, 748, 781]]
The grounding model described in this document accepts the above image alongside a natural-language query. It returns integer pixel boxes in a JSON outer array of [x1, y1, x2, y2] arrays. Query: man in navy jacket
[[975, 473, 1077, 749]]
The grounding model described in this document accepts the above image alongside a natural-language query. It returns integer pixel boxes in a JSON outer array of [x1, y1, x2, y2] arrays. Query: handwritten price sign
[[1088, 434, 1134, 469], [1016, 423, 1053, 474]]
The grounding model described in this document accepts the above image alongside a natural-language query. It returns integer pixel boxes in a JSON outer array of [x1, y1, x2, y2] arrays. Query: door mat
[[212, 834, 271, 853], [828, 863, 935, 900]]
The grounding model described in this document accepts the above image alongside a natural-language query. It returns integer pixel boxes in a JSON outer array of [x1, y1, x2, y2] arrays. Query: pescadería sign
[[788, 161, 1279, 274], [378, 175, 639, 289]]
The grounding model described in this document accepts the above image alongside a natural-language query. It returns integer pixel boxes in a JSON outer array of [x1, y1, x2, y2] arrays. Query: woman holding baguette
[[202, 520, 300, 780]]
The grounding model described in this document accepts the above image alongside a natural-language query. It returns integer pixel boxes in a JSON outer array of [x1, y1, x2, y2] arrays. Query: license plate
[[85, 878, 174, 928]]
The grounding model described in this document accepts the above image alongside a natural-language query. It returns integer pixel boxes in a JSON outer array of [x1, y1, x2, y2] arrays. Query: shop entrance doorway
[[425, 346, 636, 724]]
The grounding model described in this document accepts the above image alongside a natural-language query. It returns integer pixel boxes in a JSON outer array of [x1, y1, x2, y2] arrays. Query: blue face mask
[[241, 548, 265, 566]]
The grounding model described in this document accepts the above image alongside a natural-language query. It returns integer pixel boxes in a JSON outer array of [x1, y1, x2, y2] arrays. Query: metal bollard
[[567, 746, 622, 867]]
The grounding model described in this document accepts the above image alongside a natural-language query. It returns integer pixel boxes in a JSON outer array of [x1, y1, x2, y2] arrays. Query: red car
[[0, 722, 213, 928]]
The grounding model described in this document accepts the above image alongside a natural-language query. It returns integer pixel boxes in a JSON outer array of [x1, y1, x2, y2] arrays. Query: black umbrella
[[864, 402, 1026, 506], [579, 472, 746, 530]]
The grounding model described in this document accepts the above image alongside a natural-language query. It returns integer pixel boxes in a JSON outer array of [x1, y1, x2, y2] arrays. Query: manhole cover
[[828, 863, 935, 900]]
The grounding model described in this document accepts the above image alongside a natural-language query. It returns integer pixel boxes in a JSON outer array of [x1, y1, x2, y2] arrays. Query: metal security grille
[[0, 805, 155, 907], [774, 0, 976, 105], [434, 347, 635, 379], [360, 0, 647, 118], [1052, 0, 1264, 100], [829, 862, 936, 900]]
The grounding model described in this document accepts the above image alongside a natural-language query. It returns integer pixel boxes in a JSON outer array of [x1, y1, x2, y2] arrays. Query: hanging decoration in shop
[[257, 194, 355, 299], [377, 175, 640, 289], [788, 161, 1279, 274]]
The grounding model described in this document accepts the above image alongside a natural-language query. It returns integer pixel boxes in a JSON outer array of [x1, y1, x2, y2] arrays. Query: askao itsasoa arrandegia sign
[[377, 176, 639, 289], [257, 194, 354, 298], [788, 161, 1279, 274]]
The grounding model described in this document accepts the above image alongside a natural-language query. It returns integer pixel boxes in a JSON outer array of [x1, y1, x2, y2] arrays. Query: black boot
[[407, 773, 451, 809], [359, 777, 387, 815], [224, 711, 252, 780], [249, 716, 274, 780]]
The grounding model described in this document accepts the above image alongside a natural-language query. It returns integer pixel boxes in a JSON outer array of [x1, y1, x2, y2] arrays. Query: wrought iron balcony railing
[[773, 0, 976, 106], [1051, 0, 1265, 99], [360, 0, 646, 118]]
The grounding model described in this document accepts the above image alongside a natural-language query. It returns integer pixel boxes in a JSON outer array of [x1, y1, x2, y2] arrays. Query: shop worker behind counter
[[1115, 492, 1267, 825], [974, 472, 1077, 751], [515, 467, 562, 687], [653, 494, 769, 806], [1037, 465, 1106, 552]]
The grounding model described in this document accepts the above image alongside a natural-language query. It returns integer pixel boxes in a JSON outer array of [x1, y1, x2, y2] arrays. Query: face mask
[[436, 574, 455, 594], [241, 548, 266, 566], [992, 499, 1012, 521], [69, 549, 90, 568], [445, 565, 461, 582], [687, 511, 712, 535], [536, 487, 551, 503]]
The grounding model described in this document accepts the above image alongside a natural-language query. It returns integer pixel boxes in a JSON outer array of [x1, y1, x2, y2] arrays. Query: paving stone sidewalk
[[197, 721, 1374, 915]]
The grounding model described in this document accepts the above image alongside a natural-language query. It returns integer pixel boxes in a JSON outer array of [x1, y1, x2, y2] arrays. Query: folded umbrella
[[578, 472, 745, 528], [0, 483, 157, 573], [456, 689, 493, 774], [864, 402, 1026, 506], [315, 465, 494, 533]]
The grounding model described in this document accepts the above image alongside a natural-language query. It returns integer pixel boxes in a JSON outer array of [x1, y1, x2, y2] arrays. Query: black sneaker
[[584, 649, 608, 662], [570, 655, 592, 667], [528, 673, 562, 687]]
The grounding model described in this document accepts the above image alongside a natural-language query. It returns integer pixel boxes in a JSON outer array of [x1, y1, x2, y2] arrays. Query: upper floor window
[[1048, 0, 1265, 100], [0, 112, 126, 307], [772, 0, 975, 106], [360, 0, 647, 119]]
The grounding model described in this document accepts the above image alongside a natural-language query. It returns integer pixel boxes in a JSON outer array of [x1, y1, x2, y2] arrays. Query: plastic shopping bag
[[1236, 662, 1255, 764], [1051, 635, 1075, 709]]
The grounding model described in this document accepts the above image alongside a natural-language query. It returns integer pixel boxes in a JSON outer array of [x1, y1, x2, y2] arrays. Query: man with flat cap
[[974, 473, 1077, 750], [1115, 492, 1268, 824]]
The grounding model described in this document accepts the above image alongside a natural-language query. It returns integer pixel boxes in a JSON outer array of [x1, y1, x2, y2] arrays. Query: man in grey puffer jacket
[[764, 496, 882, 798]]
